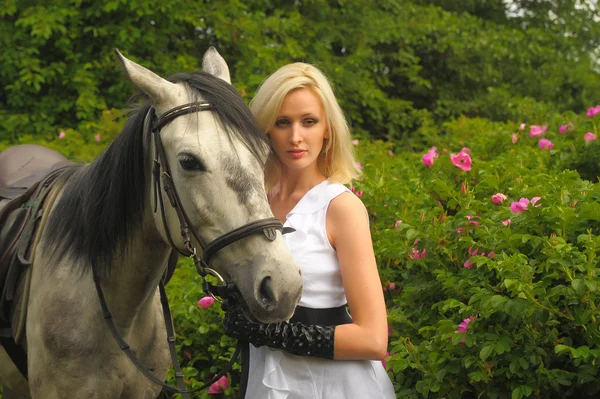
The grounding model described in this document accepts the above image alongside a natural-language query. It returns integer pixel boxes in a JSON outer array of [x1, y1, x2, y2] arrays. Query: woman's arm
[[327, 192, 389, 360]]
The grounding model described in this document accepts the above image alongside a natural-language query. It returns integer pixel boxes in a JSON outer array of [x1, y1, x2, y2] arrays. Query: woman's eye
[[178, 154, 206, 171], [304, 119, 317, 126], [275, 119, 290, 127]]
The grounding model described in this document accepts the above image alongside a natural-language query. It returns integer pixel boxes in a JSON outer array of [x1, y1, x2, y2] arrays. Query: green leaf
[[521, 385, 533, 397], [580, 202, 600, 221], [518, 358, 529, 370], [435, 369, 446, 382], [504, 279, 518, 290], [512, 386, 523, 399], [555, 344, 573, 355], [488, 295, 507, 309], [571, 279, 586, 295], [480, 345, 494, 361], [405, 228, 418, 241], [494, 341, 506, 355], [574, 346, 590, 359], [585, 280, 597, 292]]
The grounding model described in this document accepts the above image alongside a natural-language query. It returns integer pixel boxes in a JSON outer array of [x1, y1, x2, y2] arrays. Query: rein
[[93, 102, 292, 397]]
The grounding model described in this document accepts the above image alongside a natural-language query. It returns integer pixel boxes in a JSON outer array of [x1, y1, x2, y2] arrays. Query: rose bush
[[351, 109, 600, 398]]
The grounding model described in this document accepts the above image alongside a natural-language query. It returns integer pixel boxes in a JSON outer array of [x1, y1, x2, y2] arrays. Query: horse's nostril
[[259, 276, 275, 306]]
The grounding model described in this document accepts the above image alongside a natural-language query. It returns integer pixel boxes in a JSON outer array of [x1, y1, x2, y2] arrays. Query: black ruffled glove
[[223, 301, 335, 359]]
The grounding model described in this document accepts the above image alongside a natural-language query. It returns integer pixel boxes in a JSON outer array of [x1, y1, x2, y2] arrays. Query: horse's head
[[116, 49, 302, 323]]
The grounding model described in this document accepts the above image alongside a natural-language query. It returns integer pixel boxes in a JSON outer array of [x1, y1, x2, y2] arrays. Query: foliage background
[[1, 0, 600, 398], [2, 0, 600, 145]]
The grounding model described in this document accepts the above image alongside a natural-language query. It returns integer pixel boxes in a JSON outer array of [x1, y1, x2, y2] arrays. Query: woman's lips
[[287, 150, 306, 159]]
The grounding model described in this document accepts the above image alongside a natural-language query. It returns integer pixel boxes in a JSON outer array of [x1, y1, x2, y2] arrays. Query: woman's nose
[[290, 124, 302, 144]]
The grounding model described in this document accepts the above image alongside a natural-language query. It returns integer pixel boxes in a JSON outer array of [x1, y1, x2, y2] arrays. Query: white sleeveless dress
[[245, 180, 396, 399]]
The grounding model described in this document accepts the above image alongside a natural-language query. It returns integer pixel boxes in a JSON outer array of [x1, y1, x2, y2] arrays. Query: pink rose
[[529, 125, 547, 138], [355, 162, 363, 170], [208, 376, 229, 394], [465, 215, 480, 226], [491, 193, 507, 204], [449, 151, 472, 171], [198, 296, 215, 309], [538, 138, 553, 150], [502, 219, 511, 226], [510, 198, 530, 213], [584, 132, 597, 142], [394, 220, 402, 228], [456, 316, 474, 333], [559, 123, 573, 134], [58, 131, 66, 139], [408, 247, 427, 260], [463, 257, 475, 269], [519, 123, 526, 130], [586, 105, 600, 118], [94, 134, 101, 142], [454, 316, 475, 343], [352, 139, 359, 145], [512, 134, 518, 144], [422, 147, 439, 168]]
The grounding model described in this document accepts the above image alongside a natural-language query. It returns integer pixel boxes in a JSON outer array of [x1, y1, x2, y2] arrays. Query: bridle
[[150, 102, 291, 291], [92, 101, 293, 397]]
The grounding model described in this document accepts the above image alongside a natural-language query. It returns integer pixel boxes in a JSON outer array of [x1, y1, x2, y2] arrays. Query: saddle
[[0, 144, 72, 378]]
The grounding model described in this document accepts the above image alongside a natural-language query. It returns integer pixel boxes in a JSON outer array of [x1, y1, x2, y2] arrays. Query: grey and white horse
[[0, 48, 302, 398]]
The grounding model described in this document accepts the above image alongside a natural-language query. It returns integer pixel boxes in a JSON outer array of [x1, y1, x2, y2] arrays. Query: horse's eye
[[178, 153, 206, 171]]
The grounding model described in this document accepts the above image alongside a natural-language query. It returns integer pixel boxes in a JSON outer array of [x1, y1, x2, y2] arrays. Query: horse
[[0, 47, 303, 398]]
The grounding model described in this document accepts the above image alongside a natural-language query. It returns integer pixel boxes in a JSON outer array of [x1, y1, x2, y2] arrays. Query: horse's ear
[[114, 49, 176, 105], [202, 47, 231, 84]]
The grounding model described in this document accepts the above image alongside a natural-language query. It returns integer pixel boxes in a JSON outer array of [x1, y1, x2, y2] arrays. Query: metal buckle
[[205, 268, 226, 285], [204, 268, 226, 303]]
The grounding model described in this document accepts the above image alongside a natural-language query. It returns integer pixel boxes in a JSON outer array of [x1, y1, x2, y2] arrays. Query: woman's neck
[[274, 167, 326, 201]]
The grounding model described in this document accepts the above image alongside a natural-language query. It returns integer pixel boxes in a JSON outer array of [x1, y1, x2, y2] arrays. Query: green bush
[[352, 111, 600, 398], [164, 261, 239, 399]]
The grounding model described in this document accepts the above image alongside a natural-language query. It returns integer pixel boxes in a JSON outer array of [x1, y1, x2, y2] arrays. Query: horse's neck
[[99, 209, 171, 328], [88, 141, 170, 325]]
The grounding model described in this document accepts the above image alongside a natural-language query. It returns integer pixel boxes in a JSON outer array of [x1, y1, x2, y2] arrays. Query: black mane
[[44, 72, 268, 275]]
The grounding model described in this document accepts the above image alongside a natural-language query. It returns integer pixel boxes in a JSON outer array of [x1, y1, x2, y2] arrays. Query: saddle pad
[[0, 144, 68, 191]]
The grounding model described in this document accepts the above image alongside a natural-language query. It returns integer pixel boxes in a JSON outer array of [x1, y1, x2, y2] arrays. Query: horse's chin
[[243, 299, 294, 324], [241, 304, 261, 324], [226, 288, 269, 323]]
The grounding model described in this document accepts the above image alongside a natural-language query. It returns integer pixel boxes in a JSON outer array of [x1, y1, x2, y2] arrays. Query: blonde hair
[[250, 62, 361, 191]]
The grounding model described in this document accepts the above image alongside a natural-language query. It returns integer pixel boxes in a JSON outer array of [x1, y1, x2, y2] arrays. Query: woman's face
[[269, 88, 329, 174]]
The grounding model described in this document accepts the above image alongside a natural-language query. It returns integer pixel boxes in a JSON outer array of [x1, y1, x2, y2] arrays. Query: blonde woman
[[224, 63, 395, 399]]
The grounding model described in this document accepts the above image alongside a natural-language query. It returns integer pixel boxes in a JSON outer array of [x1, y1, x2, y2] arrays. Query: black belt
[[290, 304, 352, 326]]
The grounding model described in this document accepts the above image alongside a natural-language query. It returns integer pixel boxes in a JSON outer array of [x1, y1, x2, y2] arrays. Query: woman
[[224, 62, 395, 399]]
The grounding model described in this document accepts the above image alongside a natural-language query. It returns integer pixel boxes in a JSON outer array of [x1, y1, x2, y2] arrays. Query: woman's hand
[[222, 299, 336, 359]]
